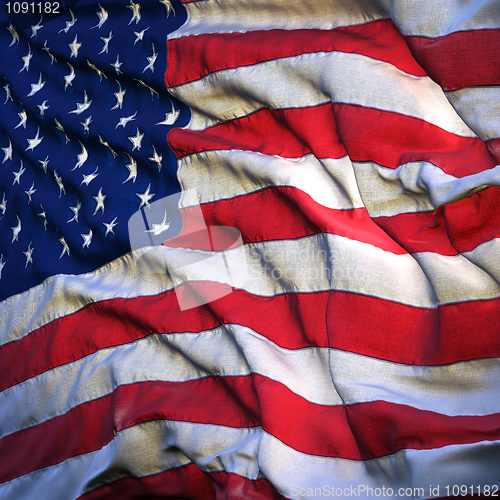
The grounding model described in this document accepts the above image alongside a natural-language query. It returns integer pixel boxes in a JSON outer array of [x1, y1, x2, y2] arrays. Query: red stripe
[[196, 188, 468, 255], [486, 138, 500, 164], [167, 104, 345, 159], [171, 187, 463, 256], [332, 104, 494, 176], [168, 103, 495, 177], [78, 464, 285, 500], [326, 294, 499, 366], [2, 376, 499, 482], [2, 288, 499, 393], [442, 185, 500, 253], [165, 20, 425, 88], [175, 188, 409, 255], [374, 196, 500, 255], [375, 211, 455, 254], [174, 178, 499, 259], [406, 29, 500, 91]]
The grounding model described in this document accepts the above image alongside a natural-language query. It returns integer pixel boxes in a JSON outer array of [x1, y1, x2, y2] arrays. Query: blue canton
[[0, 0, 188, 300]]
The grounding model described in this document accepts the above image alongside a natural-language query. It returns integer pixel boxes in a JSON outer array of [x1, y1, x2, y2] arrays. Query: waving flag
[[0, 0, 499, 498]]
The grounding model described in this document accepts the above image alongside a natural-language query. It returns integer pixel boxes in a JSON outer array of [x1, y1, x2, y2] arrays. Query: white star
[[55, 119, 70, 143], [15, 110, 27, 129], [110, 55, 123, 75], [24, 182, 36, 203], [54, 118, 69, 144], [23, 242, 34, 268], [87, 60, 107, 82], [159, 0, 175, 17], [54, 171, 66, 197], [128, 128, 144, 151], [37, 205, 48, 230], [38, 100, 49, 117], [103, 216, 118, 237], [26, 128, 43, 151], [19, 47, 33, 73], [156, 101, 180, 125], [27, 73, 45, 97], [99, 31, 113, 54], [134, 27, 148, 45], [111, 82, 125, 110], [12, 162, 25, 185], [31, 17, 43, 38], [8, 24, 19, 47], [134, 78, 159, 99], [3, 84, 13, 104], [64, 63, 76, 90], [0, 255, 5, 279], [93, 187, 106, 215], [42, 41, 56, 64], [39, 156, 49, 173], [11, 216, 21, 243], [67, 201, 81, 223], [59, 237, 70, 258], [127, 1, 142, 24], [123, 154, 137, 184], [136, 183, 154, 209], [81, 229, 93, 249], [92, 4, 108, 29], [73, 142, 88, 170], [144, 210, 170, 236], [2, 139, 12, 163], [0, 193, 7, 215], [55, 119, 64, 132], [98, 136, 117, 158], [59, 9, 77, 34], [116, 112, 137, 129], [81, 116, 93, 133], [81, 166, 99, 186], [143, 44, 158, 73], [148, 146, 163, 171], [69, 91, 92, 115], [69, 34, 82, 58]]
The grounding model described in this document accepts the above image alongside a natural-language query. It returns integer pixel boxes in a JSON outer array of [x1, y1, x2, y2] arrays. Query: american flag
[[1, 0, 499, 498]]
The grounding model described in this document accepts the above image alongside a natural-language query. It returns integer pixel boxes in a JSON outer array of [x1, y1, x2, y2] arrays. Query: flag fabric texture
[[1, 0, 500, 498]]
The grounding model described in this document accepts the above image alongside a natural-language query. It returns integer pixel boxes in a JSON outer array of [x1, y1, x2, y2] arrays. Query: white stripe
[[169, 52, 475, 137], [378, 0, 500, 36], [446, 86, 500, 141], [413, 243, 500, 301], [179, 150, 500, 216], [170, 0, 387, 39], [170, 52, 475, 137], [179, 152, 365, 210], [163, 233, 499, 307], [263, 435, 500, 499], [355, 161, 500, 216], [3, 327, 500, 438], [330, 348, 500, 415], [1, 235, 499, 347], [464, 238, 500, 284], [1, 419, 498, 500]]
